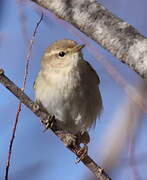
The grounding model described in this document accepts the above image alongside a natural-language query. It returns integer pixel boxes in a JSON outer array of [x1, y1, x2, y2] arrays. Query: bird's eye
[[58, 51, 66, 57]]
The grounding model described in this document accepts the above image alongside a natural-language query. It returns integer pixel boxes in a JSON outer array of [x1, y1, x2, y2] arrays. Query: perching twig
[[4, 13, 43, 180], [31, 0, 147, 81], [0, 69, 112, 180]]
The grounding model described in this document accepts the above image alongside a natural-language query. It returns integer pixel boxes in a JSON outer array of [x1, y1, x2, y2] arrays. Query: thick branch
[[0, 69, 111, 180], [32, 0, 147, 81]]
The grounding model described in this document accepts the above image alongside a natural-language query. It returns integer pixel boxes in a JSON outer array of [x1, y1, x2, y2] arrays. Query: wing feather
[[83, 60, 100, 85]]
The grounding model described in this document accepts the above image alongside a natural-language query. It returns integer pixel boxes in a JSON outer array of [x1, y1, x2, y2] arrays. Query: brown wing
[[83, 60, 100, 85]]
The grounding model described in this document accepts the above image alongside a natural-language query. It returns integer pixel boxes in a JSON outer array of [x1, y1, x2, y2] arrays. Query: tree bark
[[32, 0, 147, 81]]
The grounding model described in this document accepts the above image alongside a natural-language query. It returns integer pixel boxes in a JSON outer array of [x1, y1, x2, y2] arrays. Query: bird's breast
[[35, 68, 81, 113]]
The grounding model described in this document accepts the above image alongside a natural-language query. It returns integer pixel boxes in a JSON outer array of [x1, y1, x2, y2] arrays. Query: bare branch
[[0, 69, 111, 180], [31, 0, 147, 81]]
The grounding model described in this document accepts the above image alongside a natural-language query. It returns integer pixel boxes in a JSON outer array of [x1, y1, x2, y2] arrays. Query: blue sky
[[0, 0, 147, 180]]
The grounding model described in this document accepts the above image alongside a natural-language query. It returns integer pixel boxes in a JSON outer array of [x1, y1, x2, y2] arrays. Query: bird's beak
[[71, 44, 85, 53]]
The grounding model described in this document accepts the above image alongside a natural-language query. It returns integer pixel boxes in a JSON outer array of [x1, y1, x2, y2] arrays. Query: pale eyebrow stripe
[[44, 48, 71, 57], [44, 50, 59, 57]]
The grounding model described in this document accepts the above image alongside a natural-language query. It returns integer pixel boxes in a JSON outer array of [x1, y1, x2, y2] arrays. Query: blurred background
[[0, 0, 147, 179]]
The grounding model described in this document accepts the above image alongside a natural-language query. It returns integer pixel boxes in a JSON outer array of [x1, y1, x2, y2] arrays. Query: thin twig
[[0, 69, 112, 180], [4, 13, 43, 180]]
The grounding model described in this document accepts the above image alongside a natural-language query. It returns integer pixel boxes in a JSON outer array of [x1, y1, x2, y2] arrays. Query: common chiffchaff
[[34, 39, 103, 145]]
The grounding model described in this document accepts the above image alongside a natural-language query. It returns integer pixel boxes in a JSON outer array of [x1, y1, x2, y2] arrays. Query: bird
[[34, 39, 103, 151]]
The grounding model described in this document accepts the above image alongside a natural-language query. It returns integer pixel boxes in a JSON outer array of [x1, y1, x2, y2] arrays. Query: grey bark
[[32, 0, 147, 81]]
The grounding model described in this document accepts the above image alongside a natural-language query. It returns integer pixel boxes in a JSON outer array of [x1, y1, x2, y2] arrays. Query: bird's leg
[[76, 131, 90, 163], [76, 144, 88, 163], [54, 130, 90, 163]]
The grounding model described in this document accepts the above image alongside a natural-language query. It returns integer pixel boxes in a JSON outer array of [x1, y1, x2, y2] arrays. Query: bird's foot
[[42, 114, 55, 132], [56, 131, 77, 147], [76, 144, 88, 163], [55, 130, 89, 163], [75, 130, 89, 163]]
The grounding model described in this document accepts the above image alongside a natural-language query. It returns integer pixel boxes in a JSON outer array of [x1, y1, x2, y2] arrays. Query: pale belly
[[35, 72, 102, 134]]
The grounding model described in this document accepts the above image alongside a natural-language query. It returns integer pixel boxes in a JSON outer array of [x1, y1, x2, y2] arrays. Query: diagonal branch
[[0, 69, 112, 180], [31, 0, 147, 81]]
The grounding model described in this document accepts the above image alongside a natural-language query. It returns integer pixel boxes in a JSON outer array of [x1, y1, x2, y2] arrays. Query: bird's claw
[[55, 131, 88, 163], [42, 115, 54, 132], [76, 144, 88, 163]]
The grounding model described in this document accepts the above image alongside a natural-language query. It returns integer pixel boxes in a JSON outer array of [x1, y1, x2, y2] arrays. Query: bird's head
[[41, 39, 85, 69]]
